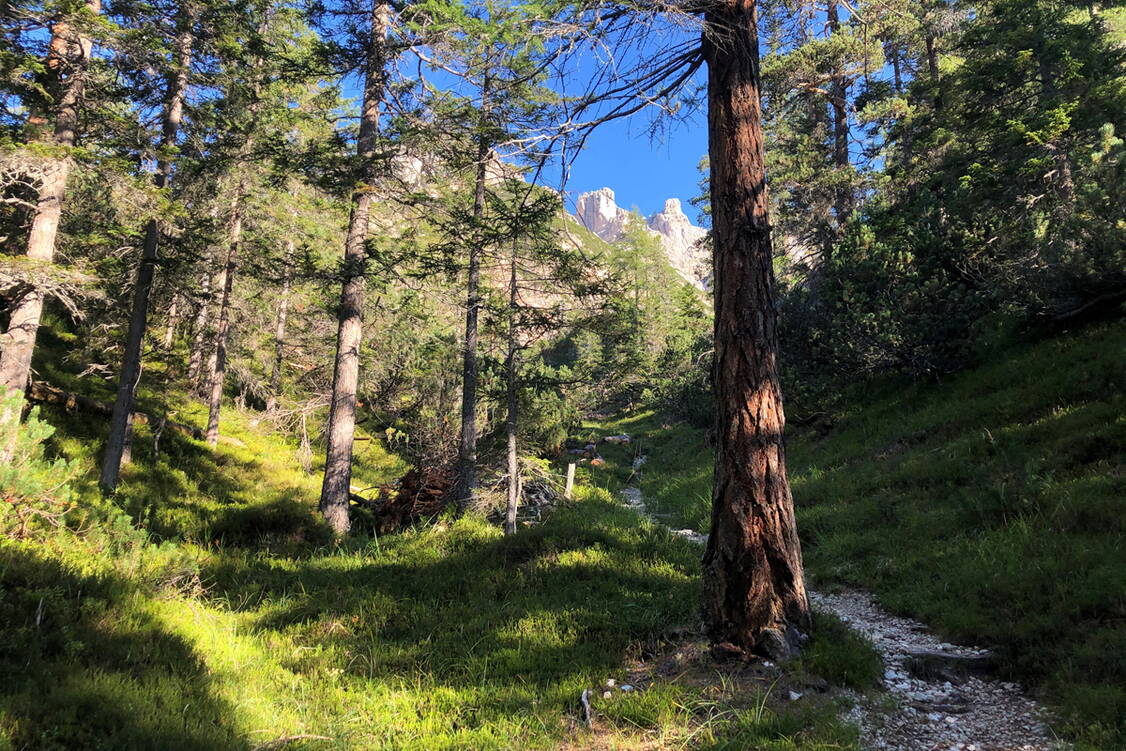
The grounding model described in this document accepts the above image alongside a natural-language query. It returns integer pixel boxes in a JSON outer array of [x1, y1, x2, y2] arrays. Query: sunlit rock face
[[575, 188, 710, 288], [575, 187, 633, 241], [646, 198, 709, 288]]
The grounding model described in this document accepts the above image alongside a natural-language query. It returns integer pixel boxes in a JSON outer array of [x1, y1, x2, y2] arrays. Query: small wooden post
[[565, 462, 576, 499]]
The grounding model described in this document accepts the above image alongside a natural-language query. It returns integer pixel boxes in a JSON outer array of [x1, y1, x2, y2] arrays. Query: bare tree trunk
[[504, 249, 519, 536], [701, 0, 810, 659], [266, 239, 293, 413], [186, 264, 211, 387], [319, 0, 390, 536], [0, 0, 99, 400], [101, 10, 194, 491], [890, 41, 903, 94], [455, 71, 492, 512], [204, 186, 244, 446]]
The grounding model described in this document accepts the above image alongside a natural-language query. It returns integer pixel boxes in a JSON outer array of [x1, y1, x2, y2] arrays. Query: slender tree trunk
[[204, 185, 244, 446], [0, 0, 99, 400], [186, 264, 211, 386], [504, 249, 519, 536], [1036, 48, 1076, 206], [701, 0, 810, 659], [101, 12, 194, 491], [890, 42, 903, 95], [925, 34, 942, 111], [319, 1, 390, 536], [455, 71, 492, 512], [827, 1, 852, 224], [163, 293, 182, 349], [266, 239, 293, 413]]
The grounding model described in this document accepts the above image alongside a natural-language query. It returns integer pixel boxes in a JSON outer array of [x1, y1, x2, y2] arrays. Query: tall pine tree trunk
[[319, 1, 390, 536], [827, 1, 852, 224], [925, 34, 942, 111], [504, 249, 519, 536], [101, 10, 194, 491], [455, 72, 492, 512], [204, 185, 244, 446], [0, 0, 99, 399], [701, 0, 810, 659], [163, 293, 182, 349], [266, 239, 293, 413]]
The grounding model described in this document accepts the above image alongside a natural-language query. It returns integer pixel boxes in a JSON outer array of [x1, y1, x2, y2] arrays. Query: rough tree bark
[[0, 0, 100, 399], [266, 238, 293, 413], [101, 8, 194, 491], [701, 0, 811, 659], [319, 0, 390, 536], [455, 70, 492, 512]]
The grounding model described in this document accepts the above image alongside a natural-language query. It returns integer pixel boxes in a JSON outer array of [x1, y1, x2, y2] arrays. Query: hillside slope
[[2, 370, 871, 750], [583, 322, 1126, 750]]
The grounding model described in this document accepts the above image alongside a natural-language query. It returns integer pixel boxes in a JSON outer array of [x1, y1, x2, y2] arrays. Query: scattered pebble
[[813, 590, 1068, 751], [618, 486, 1070, 751]]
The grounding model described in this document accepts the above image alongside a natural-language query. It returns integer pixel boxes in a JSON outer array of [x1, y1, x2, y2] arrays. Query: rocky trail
[[618, 477, 1068, 751]]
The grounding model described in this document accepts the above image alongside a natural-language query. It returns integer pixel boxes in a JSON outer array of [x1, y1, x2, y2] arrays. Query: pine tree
[[319, 0, 392, 535], [101, 0, 197, 491], [0, 0, 101, 405], [700, 0, 810, 658]]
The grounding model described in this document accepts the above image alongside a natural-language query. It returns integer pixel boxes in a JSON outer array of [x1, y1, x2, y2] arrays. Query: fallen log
[[26, 380, 204, 441]]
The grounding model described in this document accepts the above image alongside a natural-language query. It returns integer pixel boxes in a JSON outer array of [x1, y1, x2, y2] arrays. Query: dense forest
[[1, 0, 1123, 749]]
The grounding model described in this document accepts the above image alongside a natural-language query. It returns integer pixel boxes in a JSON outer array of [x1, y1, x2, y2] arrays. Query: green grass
[[2, 369, 863, 749], [582, 322, 1126, 750], [571, 411, 713, 532]]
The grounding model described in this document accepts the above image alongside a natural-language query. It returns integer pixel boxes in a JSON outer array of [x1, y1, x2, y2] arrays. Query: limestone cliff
[[575, 187, 709, 288]]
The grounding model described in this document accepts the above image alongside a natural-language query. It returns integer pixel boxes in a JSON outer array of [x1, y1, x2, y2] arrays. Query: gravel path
[[619, 482, 1068, 751]]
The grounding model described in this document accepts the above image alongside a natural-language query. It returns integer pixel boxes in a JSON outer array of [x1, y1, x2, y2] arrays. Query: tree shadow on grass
[[0, 543, 252, 751], [198, 505, 701, 742]]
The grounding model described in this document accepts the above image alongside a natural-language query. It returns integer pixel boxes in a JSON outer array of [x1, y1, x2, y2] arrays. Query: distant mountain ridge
[[574, 188, 709, 288]]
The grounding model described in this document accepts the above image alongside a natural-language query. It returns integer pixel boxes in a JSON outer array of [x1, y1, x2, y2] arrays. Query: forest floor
[[2, 322, 1121, 750], [578, 321, 1126, 751], [3, 334, 878, 750]]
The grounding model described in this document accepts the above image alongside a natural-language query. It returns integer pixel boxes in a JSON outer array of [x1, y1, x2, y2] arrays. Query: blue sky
[[563, 108, 708, 222]]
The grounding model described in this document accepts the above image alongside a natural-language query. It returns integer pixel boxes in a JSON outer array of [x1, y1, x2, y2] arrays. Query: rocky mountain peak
[[574, 187, 709, 288], [575, 187, 631, 241]]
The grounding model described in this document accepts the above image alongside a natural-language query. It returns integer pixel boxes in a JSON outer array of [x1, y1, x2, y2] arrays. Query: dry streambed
[[619, 480, 1068, 751]]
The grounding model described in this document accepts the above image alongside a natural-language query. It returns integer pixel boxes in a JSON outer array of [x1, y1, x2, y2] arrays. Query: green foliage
[[797, 613, 882, 691], [0, 396, 79, 540], [606, 324, 1126, 749]]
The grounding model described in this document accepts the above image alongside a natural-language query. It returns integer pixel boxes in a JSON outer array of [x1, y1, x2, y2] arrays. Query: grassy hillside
[[583, 322, 1126, 750], [2, 369, 874, 750]]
